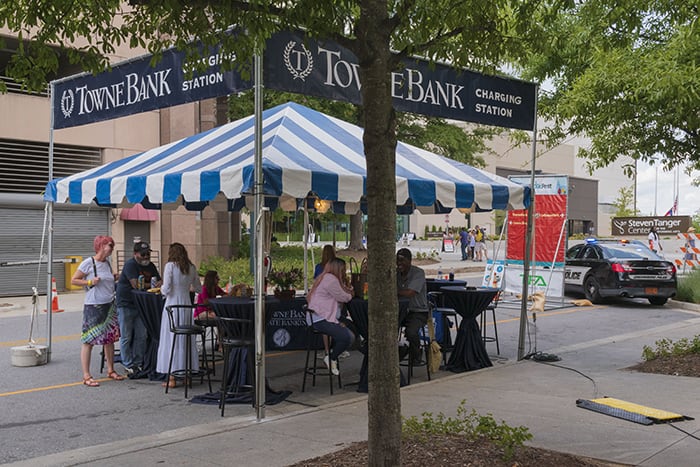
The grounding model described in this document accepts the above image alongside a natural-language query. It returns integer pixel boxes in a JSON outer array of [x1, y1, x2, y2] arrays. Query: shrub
[[642, 335, 700, 361], [402, 400, 532, 461], [200, 244, 344, 288], [675, 269, 700, 304]]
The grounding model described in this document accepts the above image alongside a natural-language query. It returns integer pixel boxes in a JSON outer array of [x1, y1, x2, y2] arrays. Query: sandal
[[83, 376, 100, 387], [161, 377, 177, 388], [107, 371, 125, 381]]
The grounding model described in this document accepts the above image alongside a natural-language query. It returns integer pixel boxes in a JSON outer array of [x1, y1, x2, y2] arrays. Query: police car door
[[565, 244, 592, 289]]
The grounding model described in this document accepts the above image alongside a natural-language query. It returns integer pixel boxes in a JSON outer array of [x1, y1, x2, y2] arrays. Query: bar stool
[[99, 347, 121, 373], [164, 304, 212, 398], [480, 296, 500, 354], [301, 309, 342, 395], [398, 320, 431, 384], [216, 315, 255, 416], [428, 291, 459, 365], [194, 304, 223, 376]]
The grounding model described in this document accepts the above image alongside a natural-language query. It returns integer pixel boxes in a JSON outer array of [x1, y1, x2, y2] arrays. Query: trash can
[[64, 256, 83, 290]]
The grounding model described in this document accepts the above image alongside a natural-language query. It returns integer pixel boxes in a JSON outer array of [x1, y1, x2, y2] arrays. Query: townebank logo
[[284, 41, 313, 81], [58, 69, 174, 121], [60, 89, 75, 118]]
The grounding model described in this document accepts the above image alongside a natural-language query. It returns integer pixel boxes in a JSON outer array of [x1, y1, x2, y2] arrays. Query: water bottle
[[151, 277, 158, 288], [138, 275, 144, 290], [437, 267, 443, 280], [448, 268, 454, 282]]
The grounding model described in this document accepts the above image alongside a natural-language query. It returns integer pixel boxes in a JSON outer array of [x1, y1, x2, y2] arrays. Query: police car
[[564, 238, 677, 305]]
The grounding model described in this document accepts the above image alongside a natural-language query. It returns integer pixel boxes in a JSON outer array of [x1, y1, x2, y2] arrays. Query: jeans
[[117, 305, 147, 370], [460, 242, 468, 260], [312, 320, 355, 361]]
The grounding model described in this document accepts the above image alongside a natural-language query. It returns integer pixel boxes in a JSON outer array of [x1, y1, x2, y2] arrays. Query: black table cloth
[[345, 298, 409, 393], [202, 295, 294, 406], [425, 278, 467, 293], [439, 286, 499, 373], [132, 290, 166, 380], [208, 296, 310, 351]]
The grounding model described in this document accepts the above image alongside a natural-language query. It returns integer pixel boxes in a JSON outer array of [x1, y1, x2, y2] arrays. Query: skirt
[[81, 302, 120, 345]]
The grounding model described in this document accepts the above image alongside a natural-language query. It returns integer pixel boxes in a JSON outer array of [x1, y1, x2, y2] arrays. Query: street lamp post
[[654, 162, 659, 216]]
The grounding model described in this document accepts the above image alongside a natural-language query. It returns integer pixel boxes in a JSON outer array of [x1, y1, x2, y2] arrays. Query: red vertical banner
[[506, 209, 528, 262], [507, 175, 568, 267]]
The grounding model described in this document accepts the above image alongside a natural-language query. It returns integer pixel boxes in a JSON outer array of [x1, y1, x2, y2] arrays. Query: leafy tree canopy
[[521, 0, 699, 177], [611, 186, 639, 217]]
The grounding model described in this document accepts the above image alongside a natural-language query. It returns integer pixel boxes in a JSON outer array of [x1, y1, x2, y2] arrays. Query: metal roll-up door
[[0, 206, 109, 297]]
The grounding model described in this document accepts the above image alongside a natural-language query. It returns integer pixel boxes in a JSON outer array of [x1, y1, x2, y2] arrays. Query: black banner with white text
[[53, 30, 536, 131]]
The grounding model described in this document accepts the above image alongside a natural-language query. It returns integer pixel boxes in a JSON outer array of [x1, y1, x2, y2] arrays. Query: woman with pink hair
[[71, 235, 123, 387]]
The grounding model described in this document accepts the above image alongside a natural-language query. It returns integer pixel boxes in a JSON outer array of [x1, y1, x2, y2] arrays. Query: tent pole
[[46, 82, 57, 363], [517, 85, 539, 361], [303, 204, 309, 293], [253, 52, 266, 420]]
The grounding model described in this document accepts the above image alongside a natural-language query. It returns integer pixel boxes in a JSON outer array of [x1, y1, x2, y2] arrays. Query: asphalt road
[[1, 284, 697, 464]]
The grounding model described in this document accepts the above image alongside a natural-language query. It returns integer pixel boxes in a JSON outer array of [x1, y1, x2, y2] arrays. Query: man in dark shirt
[[396, 248, 428, 364], [116, 241, 161, 376]]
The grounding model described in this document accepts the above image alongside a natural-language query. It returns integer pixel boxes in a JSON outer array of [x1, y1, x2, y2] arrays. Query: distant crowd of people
[[457, 226, 488, 262]]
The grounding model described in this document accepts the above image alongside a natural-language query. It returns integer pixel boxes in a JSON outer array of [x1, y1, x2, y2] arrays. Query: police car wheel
[[584, 276, 602, 304]]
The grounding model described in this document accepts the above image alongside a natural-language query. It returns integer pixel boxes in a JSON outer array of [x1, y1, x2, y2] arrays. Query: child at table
[[194, 271, 247, 319]]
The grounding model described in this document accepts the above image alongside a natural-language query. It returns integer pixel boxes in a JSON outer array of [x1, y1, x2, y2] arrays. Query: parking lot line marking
[[0, 380, 87, 396], [1, 334, 81, 348]]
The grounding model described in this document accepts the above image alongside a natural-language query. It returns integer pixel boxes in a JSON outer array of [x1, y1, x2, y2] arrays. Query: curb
[[669, 299, 700, 313]]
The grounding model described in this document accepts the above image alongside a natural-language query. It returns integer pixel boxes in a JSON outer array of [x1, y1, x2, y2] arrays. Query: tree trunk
[[357, 1, 401, 465], [349, 211, 365, 250]]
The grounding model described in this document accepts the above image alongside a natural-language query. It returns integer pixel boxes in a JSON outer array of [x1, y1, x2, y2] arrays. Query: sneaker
[[330, 359, 339, 376], [338, 350, 351, 360], [323, 355, 330, 370], [124, 367, 135, 376]]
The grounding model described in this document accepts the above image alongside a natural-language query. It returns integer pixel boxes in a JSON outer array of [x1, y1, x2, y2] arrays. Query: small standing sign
[[443, 236, 455, 253]]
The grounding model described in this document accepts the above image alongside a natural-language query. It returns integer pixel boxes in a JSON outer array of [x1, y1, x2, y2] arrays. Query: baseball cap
[[134, 241, 151, 254]]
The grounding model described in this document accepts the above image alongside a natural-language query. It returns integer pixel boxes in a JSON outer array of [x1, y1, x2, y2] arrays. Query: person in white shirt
[[648, 227, 662, 254]]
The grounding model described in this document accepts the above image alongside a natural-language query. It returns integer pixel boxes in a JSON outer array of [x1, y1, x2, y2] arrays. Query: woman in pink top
[[307, 258, 355, 375], [194, 271, 226, 319]]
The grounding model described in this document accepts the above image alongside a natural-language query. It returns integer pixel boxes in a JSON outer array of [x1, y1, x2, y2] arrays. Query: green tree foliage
[[0, 2, 551, 464], [521, 0, 699, 176], [611, 186, 639, 217]]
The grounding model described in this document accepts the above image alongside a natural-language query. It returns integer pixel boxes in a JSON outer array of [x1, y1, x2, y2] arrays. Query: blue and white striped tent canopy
[[45, 102, 530, 213]]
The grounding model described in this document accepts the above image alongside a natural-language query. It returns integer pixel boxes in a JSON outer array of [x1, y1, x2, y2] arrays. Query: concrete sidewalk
[[8, 312, 700, 466]]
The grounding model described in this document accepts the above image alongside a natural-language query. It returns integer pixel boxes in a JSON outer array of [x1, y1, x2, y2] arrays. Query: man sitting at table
[[396, 248, 428, 365]]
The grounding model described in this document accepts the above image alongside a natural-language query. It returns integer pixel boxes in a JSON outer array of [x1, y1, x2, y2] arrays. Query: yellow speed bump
[[577, 397, 693, 425]]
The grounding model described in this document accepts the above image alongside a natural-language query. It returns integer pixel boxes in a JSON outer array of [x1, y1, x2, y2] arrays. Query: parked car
[[565, 238, 677, 305]]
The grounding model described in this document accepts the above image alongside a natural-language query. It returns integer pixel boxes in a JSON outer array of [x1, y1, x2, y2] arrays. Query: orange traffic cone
[[43, 278, 64, 313]]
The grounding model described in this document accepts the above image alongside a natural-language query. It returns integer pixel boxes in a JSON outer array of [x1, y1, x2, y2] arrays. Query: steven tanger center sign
[[611, 216, 690, 236]]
